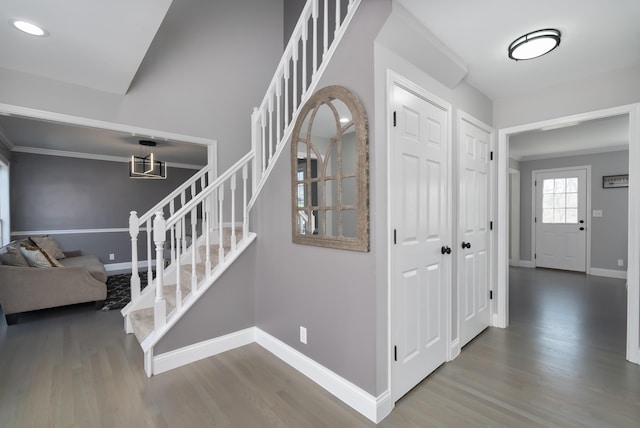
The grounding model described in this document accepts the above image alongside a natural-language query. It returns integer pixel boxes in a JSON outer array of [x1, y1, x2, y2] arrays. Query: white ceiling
[[0, 0, 639, 163], [0, 0, 172, 94], [397, 0, 640, 100]]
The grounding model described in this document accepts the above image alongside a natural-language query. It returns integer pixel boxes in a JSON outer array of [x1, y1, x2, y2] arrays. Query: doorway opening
[[497, 103, 640, 365]]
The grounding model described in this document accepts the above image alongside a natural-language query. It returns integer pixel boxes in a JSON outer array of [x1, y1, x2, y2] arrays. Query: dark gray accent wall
[[253, 0, 392, 396], [518, 150, 629, 271], [284, 0, 306, 44], [10, 152, 196, 264]]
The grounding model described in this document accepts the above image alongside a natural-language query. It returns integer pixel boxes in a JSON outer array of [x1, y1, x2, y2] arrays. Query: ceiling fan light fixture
[[508, 28, 561, 61], [10, 19, 49, 37]]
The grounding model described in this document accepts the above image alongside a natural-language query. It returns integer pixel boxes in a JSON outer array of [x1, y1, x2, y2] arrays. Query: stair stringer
[[140, 232, 256, 375]]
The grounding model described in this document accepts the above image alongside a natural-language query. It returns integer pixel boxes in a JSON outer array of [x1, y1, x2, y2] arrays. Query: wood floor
[[1, 267, 638, 427]]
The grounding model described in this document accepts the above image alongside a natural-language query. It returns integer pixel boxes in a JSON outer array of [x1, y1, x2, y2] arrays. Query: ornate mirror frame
[[291, 85, 369, 252]]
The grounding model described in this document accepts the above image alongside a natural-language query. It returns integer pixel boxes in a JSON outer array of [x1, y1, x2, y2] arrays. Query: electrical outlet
[[618, 259, 624, 267], [109, 253, 115, 261], [300, 326, 307, 344]]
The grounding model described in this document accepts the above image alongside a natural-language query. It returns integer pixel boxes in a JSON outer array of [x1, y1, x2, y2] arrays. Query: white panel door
[[391, 83, 450, 401], [458, 118, 491, 348], [535, 168, 587, 272]]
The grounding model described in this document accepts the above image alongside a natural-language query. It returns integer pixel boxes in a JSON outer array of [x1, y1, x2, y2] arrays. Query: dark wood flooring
[[0, 267, 638, 427]]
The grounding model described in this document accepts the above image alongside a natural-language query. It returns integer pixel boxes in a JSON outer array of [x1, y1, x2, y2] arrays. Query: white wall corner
[[255, 328, 388, 423]]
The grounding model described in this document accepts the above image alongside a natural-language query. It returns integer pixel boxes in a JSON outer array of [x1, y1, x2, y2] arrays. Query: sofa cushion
[[19, 243, 63, 268], [29, 235, 66, 260], [59, 255, 107, 283], [0, 242, 30, 267]]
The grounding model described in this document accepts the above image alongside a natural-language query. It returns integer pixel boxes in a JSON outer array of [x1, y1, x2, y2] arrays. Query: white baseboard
[[153, 327, 255, 375], [104, 259, 155, 272], [589, 268, 627, 279], [518, 260, 535, 268], [449, 339, 460, 361], [255, 328, 392, 423], [149, 326, 392, 423]]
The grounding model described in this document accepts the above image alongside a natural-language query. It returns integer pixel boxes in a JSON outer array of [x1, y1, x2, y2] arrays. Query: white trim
[[449, 338, 461, 361], [0, 103, 215, 147], [0, 159, 9, 246], [0, 126, 15, 151], [11, 227, 137, 236], [149, 326, 393, 423], [497, 102, 640, 365], [518, 260, 535, 268], [13, 146, 204, 170], [590, 268, 628, 280], [104, 260, 155, 272], [509, 168, 520, 267], [531, 165, 592, 274], [255, 328, 392, 423], [515, 144, 629, 162], [153, 327, 256, 375]]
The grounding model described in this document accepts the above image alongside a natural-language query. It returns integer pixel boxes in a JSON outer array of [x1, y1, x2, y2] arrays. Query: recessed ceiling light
[[508, 29, 560, 61], [10, 19, 49, 37], [339, 117, 349, 123]]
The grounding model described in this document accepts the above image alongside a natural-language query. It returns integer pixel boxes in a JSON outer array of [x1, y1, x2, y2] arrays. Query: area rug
[[101, 271, 150, 311]]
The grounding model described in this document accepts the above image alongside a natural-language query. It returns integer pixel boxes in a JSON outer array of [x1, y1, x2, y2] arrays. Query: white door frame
[[509, 169, 520, 267], [531, 166, 591, 273], [386, 70, 453, 401], [497, 103, 640, 365], [0, 154, 9, 246]]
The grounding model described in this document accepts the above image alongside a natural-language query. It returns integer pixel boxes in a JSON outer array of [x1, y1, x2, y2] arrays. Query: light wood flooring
[[1, 267, 639, 427]]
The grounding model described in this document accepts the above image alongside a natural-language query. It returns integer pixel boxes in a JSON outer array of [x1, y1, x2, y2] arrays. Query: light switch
[[592, 209, 603, 217]]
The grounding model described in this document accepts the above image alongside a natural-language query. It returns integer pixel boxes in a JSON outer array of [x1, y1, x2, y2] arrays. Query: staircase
[[121, 0, 362, 377]]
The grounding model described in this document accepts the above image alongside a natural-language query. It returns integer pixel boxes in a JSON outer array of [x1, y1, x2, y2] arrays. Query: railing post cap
[[130, 210, 138, 216]]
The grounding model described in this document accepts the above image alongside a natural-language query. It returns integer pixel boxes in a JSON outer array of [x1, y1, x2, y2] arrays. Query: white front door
[[458, 116, 492, 348], [535, 168, 588, 272], [390, 82, 450, 401]]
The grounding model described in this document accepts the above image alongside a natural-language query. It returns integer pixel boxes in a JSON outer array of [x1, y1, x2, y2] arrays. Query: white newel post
[[153, 211, 167, 331], [129, 211, 141, 300]]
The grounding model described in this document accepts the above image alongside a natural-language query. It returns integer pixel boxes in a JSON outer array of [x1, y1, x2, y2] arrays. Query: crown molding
[[13, 146, 204, 170]]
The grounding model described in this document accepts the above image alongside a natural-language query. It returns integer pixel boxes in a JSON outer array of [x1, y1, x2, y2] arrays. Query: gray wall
[[517, 150, 629, 271], [494, 65, 640, 129], [156, 243, 256, 354], [10, 152, 196, 264], [0, 0, 284, 172]]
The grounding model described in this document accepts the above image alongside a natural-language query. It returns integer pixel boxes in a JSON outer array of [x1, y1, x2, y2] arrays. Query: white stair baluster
[[231, 173, 237, 252], [242, 164, 249, 240], [335, 0, 341, 38], [173, 223, 182, 311], [146, 219, 153, 284], [129, 211, 141, 300], [323, 0, 329, 57], [205, 194, 212, 277], [293, 42, 299, 113], [190, 206, 198, 291], [276, 80, 282, 149], [153, 212, 166, 331], [169, 200, 176, 264], [302, 21, 308, 92], [268, 93, 274, 161], [218, 183, 225, 265], [251, 107, 262, 193], [175, 220, 182, 308], [312, 0, 319, 75], [284, 60, 290, 128]]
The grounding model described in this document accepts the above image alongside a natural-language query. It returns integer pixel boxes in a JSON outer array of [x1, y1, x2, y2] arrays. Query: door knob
[[462, 242, 471, 249], [579, 220, 585, 224], [579, 227, 585, 231], [441, 245, 452, 255]]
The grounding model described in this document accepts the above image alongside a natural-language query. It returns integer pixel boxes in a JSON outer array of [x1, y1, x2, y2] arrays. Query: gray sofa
[[0, 238, 107, 325]]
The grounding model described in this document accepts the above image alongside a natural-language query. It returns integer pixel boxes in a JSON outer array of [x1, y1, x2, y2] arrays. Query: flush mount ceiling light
[[130, 140, 167, 179], [9, 19, 49, 37], [508, 28, 561, 61]]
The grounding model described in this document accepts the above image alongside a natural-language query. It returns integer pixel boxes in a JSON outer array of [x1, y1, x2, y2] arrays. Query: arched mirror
[[291, 85, 369, 251]]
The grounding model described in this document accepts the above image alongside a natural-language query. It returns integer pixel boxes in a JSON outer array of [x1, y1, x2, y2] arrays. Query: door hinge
[[535, 253, 537, 259], [534, 217, 537, 223], [393, 229, 397, 245], [490, 221, 493, 230], [489, 290, 493, 300], [490, 151, 494, 161], [393, 111, 397, 127], [394, 345, 397, 362], [535, 180, 537, 186]]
